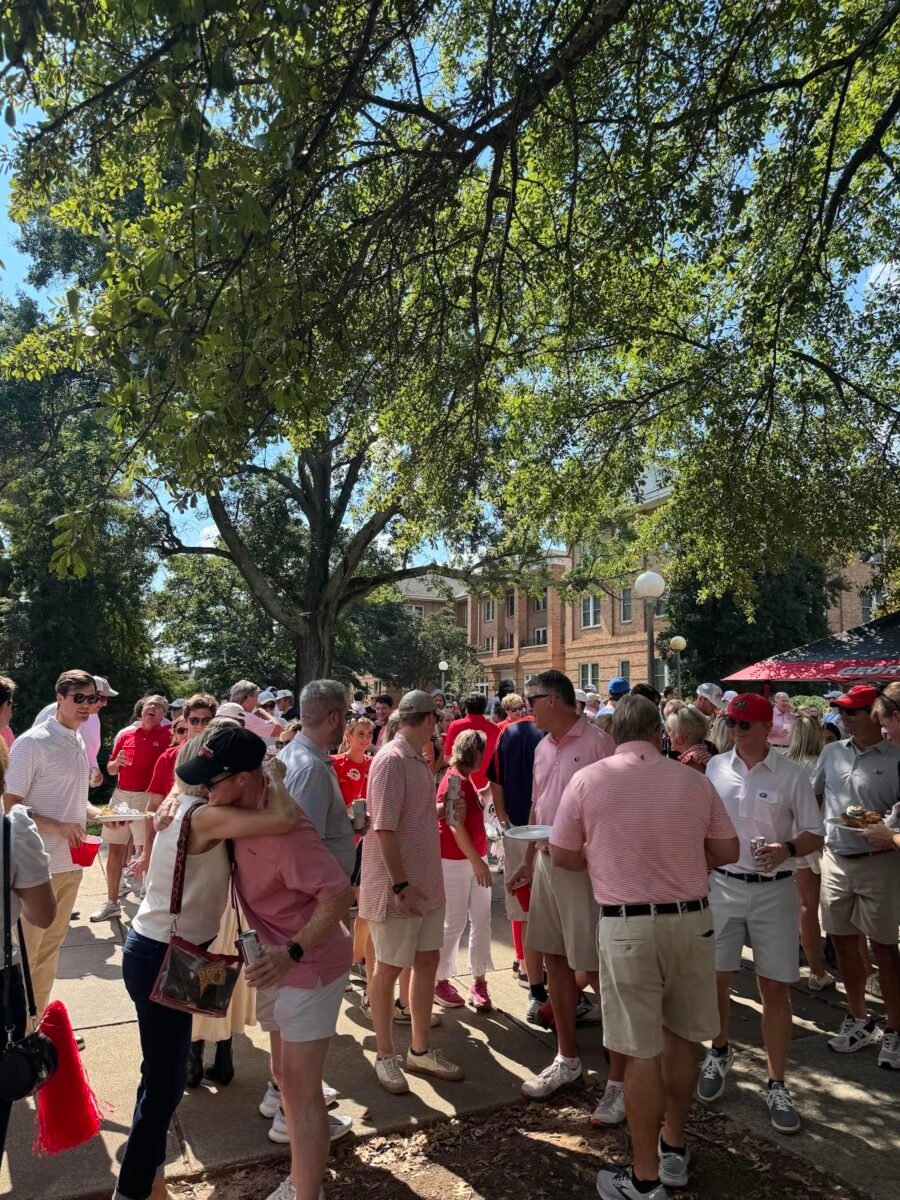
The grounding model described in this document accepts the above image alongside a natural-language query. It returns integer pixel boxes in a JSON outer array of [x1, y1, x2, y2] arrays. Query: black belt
[[600, 898, 708, 918], [715, 868, 793, 884], [832, 851, 876, 859]]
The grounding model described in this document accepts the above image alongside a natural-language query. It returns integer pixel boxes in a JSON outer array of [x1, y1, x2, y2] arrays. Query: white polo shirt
[[34, 703, 101, 771], [811, 737, 900, 856], [706, 747, 824, 874], [5, 718, 90, 875]]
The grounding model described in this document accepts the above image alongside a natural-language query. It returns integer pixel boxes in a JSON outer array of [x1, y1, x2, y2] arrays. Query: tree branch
[[821, 85, 900, 237]]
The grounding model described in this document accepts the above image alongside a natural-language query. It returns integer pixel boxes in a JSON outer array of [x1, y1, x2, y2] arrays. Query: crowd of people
[[0, 667, 898, 1200]]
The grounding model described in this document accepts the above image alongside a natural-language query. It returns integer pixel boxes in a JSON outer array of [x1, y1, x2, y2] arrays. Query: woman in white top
[[114, 730, 296, 1200], [0, 758, 56, 1162]]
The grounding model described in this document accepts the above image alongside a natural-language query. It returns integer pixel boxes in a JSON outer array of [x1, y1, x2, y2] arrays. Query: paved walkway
[[3, 856, 897, 1199]]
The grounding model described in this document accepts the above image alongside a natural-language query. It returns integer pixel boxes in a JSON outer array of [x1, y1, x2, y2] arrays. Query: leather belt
[[832, 852, 876, 859], [715, 868, 793, 884], [600, 898, 709, 918]]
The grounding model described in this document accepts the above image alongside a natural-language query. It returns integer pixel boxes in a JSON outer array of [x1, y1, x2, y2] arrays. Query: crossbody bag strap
[[2, 814, 12, 1033], [169, 801, 206, 919], [225, 839, 245, 938], [16, 919, 38, 1023]]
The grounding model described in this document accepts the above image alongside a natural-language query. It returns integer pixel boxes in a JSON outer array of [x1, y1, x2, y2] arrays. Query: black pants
[[0, 966, 27, 1163]]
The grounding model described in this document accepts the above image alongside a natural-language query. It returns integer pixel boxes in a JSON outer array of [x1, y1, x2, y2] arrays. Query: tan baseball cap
[[398, 689, 436, 715], [94, 675, 118, 697]]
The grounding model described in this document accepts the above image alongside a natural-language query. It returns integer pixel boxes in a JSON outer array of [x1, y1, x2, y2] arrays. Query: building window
[[524, 673, 535, 687], [861, 590, 883, 623], [581, 595, 602, 628], [653, 657, 668, 693], [618, 659, 631, 680], [410, 604, 424, 617], [580, 663, 600, 690], [483, 635, 495, 653], [483, 599, 495, 623], [534, 591, 547, 612], [620, 588, 633, 622], [655, 592, 667, 618], [476, 678, 489, 696], [506, 590, 516, 617], [502, 631, 515, 650], [533, 627, 548, 646]]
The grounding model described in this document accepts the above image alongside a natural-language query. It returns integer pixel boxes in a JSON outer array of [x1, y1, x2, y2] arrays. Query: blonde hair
[[667, 704, 709, 745], [873, 683, 900, 724], [450, 728, 487, 770], [501, 693, 524, 713], [708, 715, 735, 753], [786, 714, 823, 765], [339, 715, 373, 753]]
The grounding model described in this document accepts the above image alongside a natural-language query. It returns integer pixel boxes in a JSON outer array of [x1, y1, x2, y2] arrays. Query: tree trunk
[[294, 617, 337, 689]]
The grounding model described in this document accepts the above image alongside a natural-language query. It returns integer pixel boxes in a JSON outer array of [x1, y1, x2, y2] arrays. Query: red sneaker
[[434, 979, 465, 1008], [468, 979, 492, 1011]]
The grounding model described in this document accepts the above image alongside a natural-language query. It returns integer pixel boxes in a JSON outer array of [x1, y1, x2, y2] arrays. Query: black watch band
[[287, 941, 304, 962], [785, 840, 797, 858], [392, 880, 409, 895]]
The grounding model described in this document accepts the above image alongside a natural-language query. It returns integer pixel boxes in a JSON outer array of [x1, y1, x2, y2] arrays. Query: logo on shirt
[[759, 791, 768, 799], [348, 768, 361, 781], [573, 756, 581, 763]]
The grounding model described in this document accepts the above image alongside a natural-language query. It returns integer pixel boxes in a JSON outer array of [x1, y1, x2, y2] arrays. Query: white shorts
[[255, 972, 348, 1042], [709, 871, 800, 983], [101, 789, 149, 847]]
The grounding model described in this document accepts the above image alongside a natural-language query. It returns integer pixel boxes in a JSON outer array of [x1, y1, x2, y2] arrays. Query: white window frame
[[580, 663, 600, 690], [502, 631, 515, 650], [581, 595, 602, 629], [476, 678, 490, 696], [532, 626, 548, 646], [618, 659, 631, 680], [861, 590, 883, 623], [483, 599, 495, 623], [620, 588, 633, 623], [483, 635, 495, 653], [410, 604, 424, 617], [534, 591, 548, 612]]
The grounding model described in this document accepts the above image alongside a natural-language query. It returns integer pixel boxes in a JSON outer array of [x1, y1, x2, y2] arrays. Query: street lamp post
[[669, 635, 686, 697], [633, 570, 666, 689], [438, 659, 449, 695]]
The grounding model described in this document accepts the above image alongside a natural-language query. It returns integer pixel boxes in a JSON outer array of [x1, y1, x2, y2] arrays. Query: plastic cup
[[513, 883, 532, 913], [70, 834, 102, 867]]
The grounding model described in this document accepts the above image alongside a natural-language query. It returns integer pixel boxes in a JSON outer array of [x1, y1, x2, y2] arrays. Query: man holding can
[[702, 694, 825, 1134]]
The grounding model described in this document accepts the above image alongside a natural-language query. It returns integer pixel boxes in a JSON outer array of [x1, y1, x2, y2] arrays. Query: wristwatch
[[287, 941, 304, 962], [785, 840, 797, 858], [392, 880, 409, 895]]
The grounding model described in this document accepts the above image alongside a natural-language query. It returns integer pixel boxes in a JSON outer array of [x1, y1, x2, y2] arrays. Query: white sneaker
[[375, 1053, 409, 1094], [118, 878, 131, 899], [269, 1106, 353, 1144], [590, 1080, 625, 1127], [575, 993, 602, 1025], [405, 1046, 464, 1081], [807, 970, 836, 992], [89, 899, 122, 922], [328, 1113, 353, 1141], [657, 1135, 690, 1188], [259, 1080, 280, 1118], [866, 972, 882, 998], [268, 1107, 290, 1144], [828, 1015, 882, 1053], [878, 1029, 900, 1070], [522, 1056, 582, 1099], [322, 1082, 338, 1104], [264, 1180, 295, 1200], [596, 1167, 666, 1200]]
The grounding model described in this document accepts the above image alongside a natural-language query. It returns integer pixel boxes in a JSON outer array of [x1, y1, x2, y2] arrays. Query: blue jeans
[[117, 931, 193, 1200]]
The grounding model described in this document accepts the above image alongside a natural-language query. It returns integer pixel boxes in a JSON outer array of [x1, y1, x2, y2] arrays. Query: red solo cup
[[70, 835, 102, 867], [513, 883, 531, 913]]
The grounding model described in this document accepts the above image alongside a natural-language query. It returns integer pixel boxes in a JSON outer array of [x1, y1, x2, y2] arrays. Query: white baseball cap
[[696, 683, 724, 706], [574, 689, 587, 704], [94, 675, 119, 698], [722, 689, 738, 703], [257, 690, 277, 705], [275, 689, 293, 700]]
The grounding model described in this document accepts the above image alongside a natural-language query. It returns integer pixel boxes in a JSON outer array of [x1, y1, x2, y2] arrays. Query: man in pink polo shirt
[[551, 695, 738, 1200], [507, 670, 614, 1102], [180, 727, 355, 1200]]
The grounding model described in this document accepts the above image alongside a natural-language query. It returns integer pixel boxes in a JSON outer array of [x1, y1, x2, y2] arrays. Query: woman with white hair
[[666, 705, 713, 773]]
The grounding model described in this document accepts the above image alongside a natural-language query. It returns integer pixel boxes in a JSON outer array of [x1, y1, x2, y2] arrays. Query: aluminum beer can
[[237, 929, 265, 965], [750, 836, 767, 860], [445, 773, 461, 827], [351, 799, 368, 830]]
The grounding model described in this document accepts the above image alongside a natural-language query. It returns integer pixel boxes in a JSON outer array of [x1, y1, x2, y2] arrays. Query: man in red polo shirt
[[90, 693, 169, 922], [443, 693, 499, 791]]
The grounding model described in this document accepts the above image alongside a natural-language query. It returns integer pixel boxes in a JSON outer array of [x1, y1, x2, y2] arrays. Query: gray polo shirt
[[278, 732, 356, 878], [811, 737, 900, 855]]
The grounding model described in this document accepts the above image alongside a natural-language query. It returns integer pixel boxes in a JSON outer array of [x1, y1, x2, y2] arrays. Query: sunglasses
[[69, 693, 100, 705], [174, 726, 189, 737], [839, 706, 871, 716], [187, 715, 212, 726], [724, 718, 753, 731], [526, 693, 550, 705]]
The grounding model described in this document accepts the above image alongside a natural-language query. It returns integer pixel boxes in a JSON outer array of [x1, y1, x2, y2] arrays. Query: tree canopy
[[1, 0, 899, 667]]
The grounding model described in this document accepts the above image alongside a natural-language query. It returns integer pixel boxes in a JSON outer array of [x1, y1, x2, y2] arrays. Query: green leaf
[[4, 104, 14, 128]]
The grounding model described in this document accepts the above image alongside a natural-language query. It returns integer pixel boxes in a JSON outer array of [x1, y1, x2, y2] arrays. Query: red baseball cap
[[832, 685, 879, 710], [726, 693, 774, 723]]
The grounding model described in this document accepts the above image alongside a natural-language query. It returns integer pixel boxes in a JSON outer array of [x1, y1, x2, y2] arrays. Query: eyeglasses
[[69, 693, 100, 705], [724, 718, 753, 731], [174, 726, 188, 737], [187, 715, 212, 726], [526, 693, 550, 705], [839, 706, 871, 716]]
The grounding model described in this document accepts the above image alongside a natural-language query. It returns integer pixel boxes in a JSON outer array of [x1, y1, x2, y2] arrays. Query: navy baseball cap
[[176, 727, 267, 786], [607, 676, 630, 696]]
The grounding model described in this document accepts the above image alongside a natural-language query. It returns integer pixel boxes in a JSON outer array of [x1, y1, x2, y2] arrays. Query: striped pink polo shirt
[[532, 715, 614, 825], [551, 740, 736, 905]]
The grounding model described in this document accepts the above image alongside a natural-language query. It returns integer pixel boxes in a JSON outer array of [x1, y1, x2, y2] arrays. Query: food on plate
[[840, 805, 884, 829]]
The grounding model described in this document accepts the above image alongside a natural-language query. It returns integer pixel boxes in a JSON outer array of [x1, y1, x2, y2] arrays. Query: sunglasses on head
[[69, 693, 100, 705], [187, 715, 212, 726], [724, 717, 753, 731]]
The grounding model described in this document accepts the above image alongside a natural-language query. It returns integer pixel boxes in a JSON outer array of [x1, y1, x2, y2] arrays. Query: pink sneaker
[[434, 979, 465, 1008], [468, 979, 492, 1011]]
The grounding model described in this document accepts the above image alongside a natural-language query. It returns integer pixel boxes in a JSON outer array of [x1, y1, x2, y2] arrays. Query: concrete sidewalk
[[3, 856, 898, 1199]]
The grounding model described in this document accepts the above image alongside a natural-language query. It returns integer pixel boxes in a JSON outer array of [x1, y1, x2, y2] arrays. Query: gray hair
[[667, 704, 709, 745], [611, 694, 662, 746], [299, 679, 347, 726], [174, 734, 207, 797], [774, 691, 790, 703], [230, 679, 259, 704]]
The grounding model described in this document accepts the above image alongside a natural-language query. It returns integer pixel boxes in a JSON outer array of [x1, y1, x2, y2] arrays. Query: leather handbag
[[0, 813, 58, 1102], [149, 802, 242, 1017]]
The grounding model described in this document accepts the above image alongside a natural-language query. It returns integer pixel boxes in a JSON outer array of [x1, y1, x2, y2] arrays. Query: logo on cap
[[200, 746, 215, 759]]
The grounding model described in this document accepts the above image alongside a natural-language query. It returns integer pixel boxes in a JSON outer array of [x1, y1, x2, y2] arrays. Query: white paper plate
[[95, 810, 146, 822], [825, 816, 878, 833], [504, 824, 554, 842]]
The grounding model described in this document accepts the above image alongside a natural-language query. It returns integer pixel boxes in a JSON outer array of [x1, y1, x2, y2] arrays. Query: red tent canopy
[[724, 611, 900, 684]]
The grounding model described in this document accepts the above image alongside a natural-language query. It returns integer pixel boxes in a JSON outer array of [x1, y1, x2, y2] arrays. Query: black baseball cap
[[176, 727, 267, 786]]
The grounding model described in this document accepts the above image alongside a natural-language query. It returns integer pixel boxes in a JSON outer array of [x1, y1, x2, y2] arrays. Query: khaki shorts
[[598, 906, 718, 1059], [820, 849, 900, 945], [101, 789, 149, 847], [370, 906, 445, 969], [256, 972, 347, 1042], [525, 851, 599, 972]]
